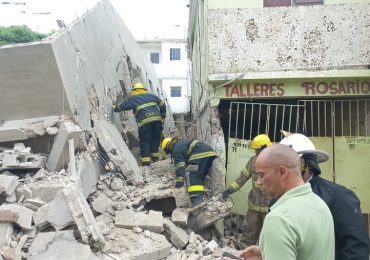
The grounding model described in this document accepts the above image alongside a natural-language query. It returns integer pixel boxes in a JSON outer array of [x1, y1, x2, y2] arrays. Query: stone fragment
[[28, 232, 56, 255], [202, 240, 218, 255], [110, 177, 124, 191], [174, 187, 190, 208], [76, 154, 100, 198], [92, 193, 113, 214], [0, 175, 18, 196], [0, 223, 13, 248], [0, 204, 33, 230], [163, 219, 189, 249], [171, 208, 188, 226]]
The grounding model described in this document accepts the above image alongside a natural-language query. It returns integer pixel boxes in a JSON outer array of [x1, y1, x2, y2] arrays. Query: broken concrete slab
[[76, 153, 101, 198], [28, 231, 74, 255], [163, 219, 189, 249], [92, 113, 143, 185], [33, 190, 74, 230], [0, 204, 33, 230], [46, 121, 82, 171], [0, 223, 13, 248], [0, 175, 18, 196], [103, 228, 171, 260], [23, 198, 45, 211], [1, 152, 44, 171], [16, 183, 64, 203], [62, 184, 106, 249], [28, 239, 99, 260], [115, 209, 164, 233], [0, 211, 18, 222], [202, 240, 218, 255], [171, 208, 189, 226], [92, 192, 113, 214], [0, 116, 59, 142], [5, 193, 17, 203]]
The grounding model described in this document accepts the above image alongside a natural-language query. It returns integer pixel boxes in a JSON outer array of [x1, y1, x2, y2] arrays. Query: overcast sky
[[0, 0, 189, 39]]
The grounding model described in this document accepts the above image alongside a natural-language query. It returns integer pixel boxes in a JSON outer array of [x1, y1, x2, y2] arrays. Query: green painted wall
[[326, 0, 370, 4], [208, 0, 262, 9]]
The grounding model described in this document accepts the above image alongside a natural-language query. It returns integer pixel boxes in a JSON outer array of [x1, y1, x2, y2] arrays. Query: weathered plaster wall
[[208, 4, 370, 74]]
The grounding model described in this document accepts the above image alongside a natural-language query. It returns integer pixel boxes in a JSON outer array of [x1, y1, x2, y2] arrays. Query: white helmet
[[279, 133, 329, 163]]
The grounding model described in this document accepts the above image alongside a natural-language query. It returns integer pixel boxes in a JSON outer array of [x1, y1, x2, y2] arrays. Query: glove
[[221, 188, 234, 199], [113, 104, 120, 112], [175, 176, 184, 188]]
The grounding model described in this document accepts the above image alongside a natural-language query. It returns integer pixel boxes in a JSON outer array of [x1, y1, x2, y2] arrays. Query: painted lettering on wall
[[345, 137, 370, 151], [225, 83, 285, 98], [302, 80, 370, 95]]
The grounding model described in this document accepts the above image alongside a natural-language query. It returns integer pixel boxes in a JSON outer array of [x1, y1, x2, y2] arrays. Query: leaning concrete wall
[[208, 4, 370, 74]]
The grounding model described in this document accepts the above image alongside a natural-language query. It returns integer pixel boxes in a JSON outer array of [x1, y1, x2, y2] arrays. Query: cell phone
[[222, 251, 241, 260]]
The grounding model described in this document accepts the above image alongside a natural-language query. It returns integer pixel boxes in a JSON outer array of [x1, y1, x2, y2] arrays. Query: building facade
[[188, 0, 370, 226], [139, 37, 190, 114]]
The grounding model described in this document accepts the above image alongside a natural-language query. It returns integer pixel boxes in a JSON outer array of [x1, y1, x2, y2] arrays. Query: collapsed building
[[187, 0, 370, 233], [0, 1, 234, 259]]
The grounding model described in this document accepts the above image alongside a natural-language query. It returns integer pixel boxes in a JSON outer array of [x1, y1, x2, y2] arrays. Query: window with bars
[[170, 86, 182, 97], [170, 48, 181, 61], [264, 0, 323, 7], [150, 52, 160, 64]]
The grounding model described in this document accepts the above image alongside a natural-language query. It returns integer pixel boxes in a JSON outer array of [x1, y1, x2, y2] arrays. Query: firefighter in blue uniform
[[161, 137, 217, 207], [113, 83, 166, 166]]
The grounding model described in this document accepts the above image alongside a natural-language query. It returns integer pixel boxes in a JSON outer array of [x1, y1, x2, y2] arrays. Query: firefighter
[[280, 133, 370, 260], [113, 82, 166, 166], [221, 134, 272, 247], [161, 137, 217, 207]]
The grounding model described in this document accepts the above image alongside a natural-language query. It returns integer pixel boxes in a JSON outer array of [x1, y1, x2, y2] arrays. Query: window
[[170, 86, 182, 97], [264, 0, 322, 7], [294, 0, 323, 5], [170, 48, 181, 61], [150, 52, 159, 64]]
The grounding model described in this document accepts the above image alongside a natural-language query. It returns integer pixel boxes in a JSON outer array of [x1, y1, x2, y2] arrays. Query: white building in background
[[139, 27, 190, 114]]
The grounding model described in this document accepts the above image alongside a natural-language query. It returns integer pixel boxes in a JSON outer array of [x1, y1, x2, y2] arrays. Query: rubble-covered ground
[[0, 128, 237, 260]]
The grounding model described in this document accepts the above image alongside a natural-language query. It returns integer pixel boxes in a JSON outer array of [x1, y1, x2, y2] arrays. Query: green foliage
[[0, 25, 47, 46]]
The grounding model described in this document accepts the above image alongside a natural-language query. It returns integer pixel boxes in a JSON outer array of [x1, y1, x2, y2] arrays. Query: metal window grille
[[150, 52, 159, 64], [294, 0, 323, 5], [170, 86, 182, 97], [170, 48, 181, 61]]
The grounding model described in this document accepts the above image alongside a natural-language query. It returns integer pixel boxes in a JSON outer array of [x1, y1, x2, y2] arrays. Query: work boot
[[189, 191, 204, 207], [151, 157, 159, 163]]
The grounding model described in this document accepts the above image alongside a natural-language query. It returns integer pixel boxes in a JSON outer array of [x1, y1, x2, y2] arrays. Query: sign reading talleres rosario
[[217, 79, 370, 98]]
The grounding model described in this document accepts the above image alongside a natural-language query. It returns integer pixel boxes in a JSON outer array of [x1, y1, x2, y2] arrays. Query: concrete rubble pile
[[0, 118, 235, 260]]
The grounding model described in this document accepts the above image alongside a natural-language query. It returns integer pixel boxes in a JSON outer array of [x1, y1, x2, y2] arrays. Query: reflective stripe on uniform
[[141, 157, 151, 163], [175, 162, 186, 169], [135, 102, 158, 115], [188, 185, 205, 192], [137, 116, 162, 127], [187, 140, 199, 156], [248, 201, 268, 213], [159, 100, 165, 106], [151, 152, 160, 158], [241, 166, 251, 178], [189, 151, 217, 161], [176, 177, 184, 182], [230, 181, 240, 191]]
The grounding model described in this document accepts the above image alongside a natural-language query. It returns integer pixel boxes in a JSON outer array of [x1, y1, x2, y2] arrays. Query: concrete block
[[92, 193, 113, 214], [163, 219, 189, 249], [28, 231, 75, 255], [0, 223, 13, 248], [33, 190, 74, 230], [93, 114, 143, 185], [115, 209, 164, 233], [23, 199, 45, 211], [28, 239, 99, 260], [174, 187, 190, 208], [171, 208, 188, 226], [0, 175, 18, 195], [18, 183, 64, 203], [46, 121, 82, 171], [202, 240, 218, 255], [1, 153, 44, 170], [0, 204, 33, 230], [76, 154, 101, 198]]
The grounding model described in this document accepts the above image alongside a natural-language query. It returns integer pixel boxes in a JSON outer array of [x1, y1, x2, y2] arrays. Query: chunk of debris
[[171, 208, 189, 226], [0, 175, 19, 196], [0, 204, 33, 230], [0, 223, 13, 248], [115, 209, 164, 233], [92, 192, 114, 214], [163, 219, 189, 249]]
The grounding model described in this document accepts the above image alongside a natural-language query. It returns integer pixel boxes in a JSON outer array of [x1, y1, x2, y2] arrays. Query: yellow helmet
[[161, 138, 172, 153], [132, 82, 146, 90], [250, 134, 272, 149]]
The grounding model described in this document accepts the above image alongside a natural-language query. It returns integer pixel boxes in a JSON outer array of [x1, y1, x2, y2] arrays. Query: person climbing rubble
[[113, 82, 166, 166], [161, 137, 217, 207], [221, 134, 272, 247]]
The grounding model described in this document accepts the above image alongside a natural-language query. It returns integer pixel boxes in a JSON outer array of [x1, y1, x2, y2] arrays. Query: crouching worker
[[161, 137, 217, 207], [113, 82, 166, 166]]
